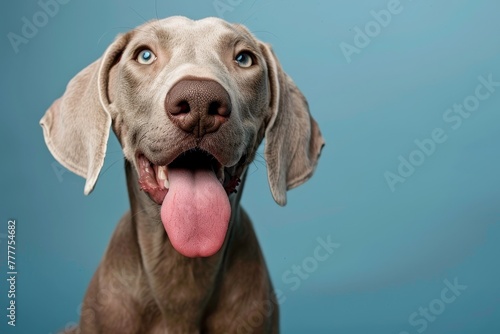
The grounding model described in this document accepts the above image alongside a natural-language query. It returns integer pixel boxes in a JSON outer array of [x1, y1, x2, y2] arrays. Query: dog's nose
[[165, 79, 231, 137]]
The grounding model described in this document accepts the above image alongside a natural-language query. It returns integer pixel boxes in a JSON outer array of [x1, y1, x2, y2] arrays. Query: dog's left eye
[[137, 49, 157, 65], [235, 52, 253, 68]]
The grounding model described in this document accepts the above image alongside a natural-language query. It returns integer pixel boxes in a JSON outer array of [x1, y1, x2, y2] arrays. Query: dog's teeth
[[217, 168, 225, 184], [158, 166, 167, 181], [157, 166, 169, 189]]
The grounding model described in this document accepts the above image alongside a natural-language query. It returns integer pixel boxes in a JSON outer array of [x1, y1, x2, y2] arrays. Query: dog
[[41, 16, 324, 333]]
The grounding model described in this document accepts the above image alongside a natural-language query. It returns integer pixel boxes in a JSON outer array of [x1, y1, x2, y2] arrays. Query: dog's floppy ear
[[40, 33, 131, 195], [260, 43, 325, 206]]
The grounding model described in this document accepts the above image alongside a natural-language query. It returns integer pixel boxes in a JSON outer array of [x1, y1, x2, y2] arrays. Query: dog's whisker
[[99, 157, 126, 177], [154, 0, 160, 21], [96, 27, 134, 47], [250, 30, 281, 41], [248, 0, 259, 12], [128, 6, 150, 25], [253, 152, 267, 166], [249, 161, 260, 176]]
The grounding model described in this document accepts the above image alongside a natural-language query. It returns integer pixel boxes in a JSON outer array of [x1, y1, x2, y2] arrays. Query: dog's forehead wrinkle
[[136, 16, 239, 50]]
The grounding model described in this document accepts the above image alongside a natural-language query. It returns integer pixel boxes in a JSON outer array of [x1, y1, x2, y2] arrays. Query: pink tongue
[[161, 168, 231, 258]]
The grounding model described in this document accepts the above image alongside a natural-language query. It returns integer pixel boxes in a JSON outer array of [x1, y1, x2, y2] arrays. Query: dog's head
[[40, 16, 324, 257]]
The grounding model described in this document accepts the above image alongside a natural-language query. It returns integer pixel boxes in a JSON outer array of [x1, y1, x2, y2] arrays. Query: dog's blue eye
[[137, 49, 156, 65], [235, 52, 253, 68]]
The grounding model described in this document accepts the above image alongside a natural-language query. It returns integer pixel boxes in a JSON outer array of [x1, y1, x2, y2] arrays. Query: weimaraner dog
[[41, 16, 324, 333]]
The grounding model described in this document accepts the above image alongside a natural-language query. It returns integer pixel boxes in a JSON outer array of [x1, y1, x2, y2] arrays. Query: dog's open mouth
[[136, 150, 241, 258]]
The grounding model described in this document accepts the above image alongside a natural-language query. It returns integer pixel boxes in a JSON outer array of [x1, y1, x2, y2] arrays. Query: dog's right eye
[[136, 49, 157, 65], [235, 51, 254, 68]]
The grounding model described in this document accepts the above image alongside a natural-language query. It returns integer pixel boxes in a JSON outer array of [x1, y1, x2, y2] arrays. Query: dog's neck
[[123, 160, 247, 322]]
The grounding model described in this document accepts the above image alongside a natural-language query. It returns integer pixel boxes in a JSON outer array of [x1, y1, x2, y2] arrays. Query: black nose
[[165, 79, 231, 137]]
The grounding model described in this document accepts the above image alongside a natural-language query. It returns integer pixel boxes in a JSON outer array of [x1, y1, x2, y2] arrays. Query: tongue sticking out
[[161, 167, 231, 258]]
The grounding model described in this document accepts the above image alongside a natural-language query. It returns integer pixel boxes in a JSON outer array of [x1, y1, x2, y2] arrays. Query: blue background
[[1, 0, 499, 333]]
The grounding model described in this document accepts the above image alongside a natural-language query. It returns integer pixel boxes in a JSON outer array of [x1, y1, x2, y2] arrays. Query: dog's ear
[[260, 43, 325, 206], [40, 33, 131, 195]]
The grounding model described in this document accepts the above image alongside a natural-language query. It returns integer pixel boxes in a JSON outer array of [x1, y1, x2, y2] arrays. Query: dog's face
[[40, 16, 324, 258], [114, 17, 268, 163], [111, 17, 270, 202]]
